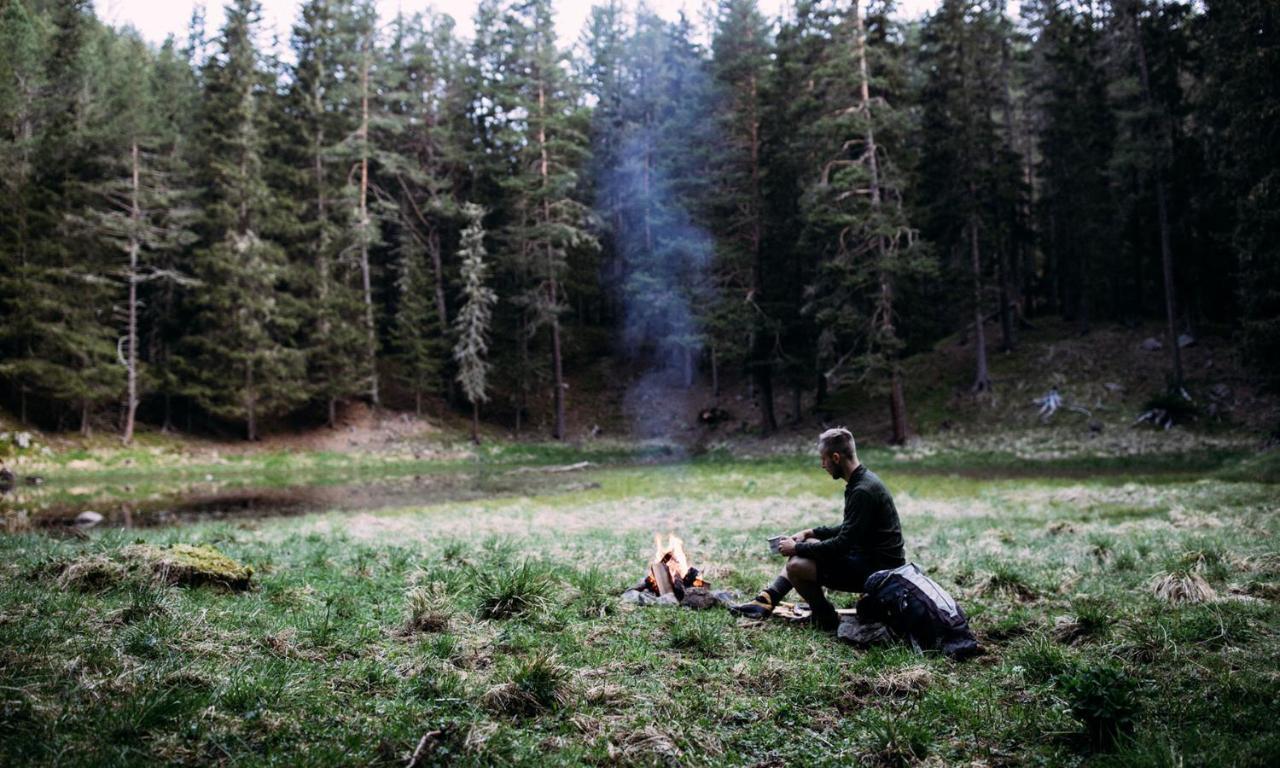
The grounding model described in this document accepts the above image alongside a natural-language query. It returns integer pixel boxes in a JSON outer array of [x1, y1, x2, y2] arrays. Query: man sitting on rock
[[731, 427, 906, 631]]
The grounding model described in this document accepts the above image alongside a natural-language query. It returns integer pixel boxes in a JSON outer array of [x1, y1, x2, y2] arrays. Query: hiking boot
[[810, 608, 841, 633], [796, 602, 840, 633], [729, 592, 775, 619]]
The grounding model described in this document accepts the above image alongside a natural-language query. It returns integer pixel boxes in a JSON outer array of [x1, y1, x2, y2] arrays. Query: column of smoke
[[602, 126, 716, 440]]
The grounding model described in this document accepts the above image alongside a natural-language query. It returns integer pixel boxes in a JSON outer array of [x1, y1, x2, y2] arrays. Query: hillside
[[2, 318, 1276, 466]]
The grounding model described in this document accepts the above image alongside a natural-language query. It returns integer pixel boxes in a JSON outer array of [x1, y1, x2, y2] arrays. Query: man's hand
[[778, 537, 799, 556], [789, 529, 814, 542]]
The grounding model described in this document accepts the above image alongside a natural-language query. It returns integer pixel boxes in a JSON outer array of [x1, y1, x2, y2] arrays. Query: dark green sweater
[[796, 465, 906, 565]]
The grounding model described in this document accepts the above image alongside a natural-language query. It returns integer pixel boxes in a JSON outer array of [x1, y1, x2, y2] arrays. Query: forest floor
[[2, 451, 1279, 766], [3, 317, 1274, 476]]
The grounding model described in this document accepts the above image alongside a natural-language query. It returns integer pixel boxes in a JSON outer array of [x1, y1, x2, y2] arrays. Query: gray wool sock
[[764, 576, 793, 604]]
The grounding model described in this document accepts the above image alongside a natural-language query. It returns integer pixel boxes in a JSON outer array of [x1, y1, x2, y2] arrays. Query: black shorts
[[815, 553, 904, 593]]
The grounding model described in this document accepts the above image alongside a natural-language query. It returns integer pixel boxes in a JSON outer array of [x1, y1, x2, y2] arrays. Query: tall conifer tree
[[183, 0, 305, 440], [453, 203, 496, 443]]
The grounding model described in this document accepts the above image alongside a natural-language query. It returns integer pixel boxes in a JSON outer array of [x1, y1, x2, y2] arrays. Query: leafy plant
[[1055, 662, 1140, 751]]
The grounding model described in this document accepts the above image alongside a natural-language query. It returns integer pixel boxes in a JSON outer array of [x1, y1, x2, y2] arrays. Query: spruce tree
[[453, 203, 496, 443], [500, 0, 597, 440], [804, 0, 932, 443], [284, 0, 365, 426], [1201, 0, 1280, 389], [605, 11, 718, 392], [578, 0, 628, 323], [1107, 0, 1188, 388], [183, 0, 305, 440], [711, 0, 777, 431], [0, 0, 48, 424], [144, 36, 204, 433], [918, 0, 1022, 393], [67, 31, 197, 442], [1025, 0, 1116, 334], [6, 0, 122, 433], [380, 10, 465, 408]]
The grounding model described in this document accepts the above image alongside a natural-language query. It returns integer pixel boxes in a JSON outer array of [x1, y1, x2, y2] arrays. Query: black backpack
[[855, 563, 981, 660]]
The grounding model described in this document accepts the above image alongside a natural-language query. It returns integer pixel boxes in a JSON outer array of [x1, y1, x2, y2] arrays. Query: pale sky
[[101, 0, 941, 51]]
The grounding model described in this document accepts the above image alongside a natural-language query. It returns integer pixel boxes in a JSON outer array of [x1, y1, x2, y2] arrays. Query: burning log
[[651, 555, 676, 598]]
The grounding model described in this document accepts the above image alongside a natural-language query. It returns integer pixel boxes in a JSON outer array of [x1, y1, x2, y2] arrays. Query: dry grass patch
[[56, 554, 128, 591], [403, 582, 451, 633], [1151, 570, 1217, 604], [610, 724, 683, 764]]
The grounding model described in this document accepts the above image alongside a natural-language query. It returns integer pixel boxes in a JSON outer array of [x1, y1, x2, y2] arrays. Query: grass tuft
[[472, 560, 557, 620], [863, 708, 932, 767], [1011, 633, 1076, 683], [483, 652, 567, 716], [977, 563, 1038, 601], [666, 611, 725, 656], [404, 581, 452, 633], [1151, 569, 1217, 604], [567, 565, 614, 619]]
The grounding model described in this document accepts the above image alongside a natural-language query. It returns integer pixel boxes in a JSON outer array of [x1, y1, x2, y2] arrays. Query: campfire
[[645, 532, 705, 599], [622, 532, 734, 609]]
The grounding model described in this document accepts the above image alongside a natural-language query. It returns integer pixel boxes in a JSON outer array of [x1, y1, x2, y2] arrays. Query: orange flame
[[649, 532, 705, 588]]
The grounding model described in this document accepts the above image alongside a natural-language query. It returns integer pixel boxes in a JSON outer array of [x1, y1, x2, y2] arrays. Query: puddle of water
[[1, 468, 603, 531]]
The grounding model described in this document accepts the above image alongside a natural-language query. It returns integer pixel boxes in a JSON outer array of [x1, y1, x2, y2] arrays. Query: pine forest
[[1, 0, 1277, 442]]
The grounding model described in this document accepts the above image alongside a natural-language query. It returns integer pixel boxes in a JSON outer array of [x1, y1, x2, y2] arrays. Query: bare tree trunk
[[427, 229, 452, 401], [246, 361, 257, 442], [748, 72, 777, 435], [122, 141, 141, 444], [969, 209, 992, 392], [889, 369, 907, 444], [549, 277, 565, 440], [358, 50, 379, 407], [314, 79, 335, 429], [996, 4, 1018, 351], [516, 311, 528, 436], [710, 345, 720, 398], [471, 400, 480, 444], [855, 0, 909, 443], [997, 249, 1015, 348], [80, 400, 91, 437], [1129, 1, 1183, 388]]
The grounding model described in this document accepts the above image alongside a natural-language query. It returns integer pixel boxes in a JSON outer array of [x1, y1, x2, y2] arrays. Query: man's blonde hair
[[817, 427, 856, 462]]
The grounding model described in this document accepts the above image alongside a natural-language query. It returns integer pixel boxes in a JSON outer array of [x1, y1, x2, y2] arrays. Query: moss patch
[[127, 544, 253, 591]]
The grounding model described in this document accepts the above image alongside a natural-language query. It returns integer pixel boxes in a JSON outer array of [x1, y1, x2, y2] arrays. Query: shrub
[[1055, 662, 1140, 751]]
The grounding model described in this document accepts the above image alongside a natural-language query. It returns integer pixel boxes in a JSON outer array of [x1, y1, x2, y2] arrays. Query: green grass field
[[2, 452, 1278, 766]]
